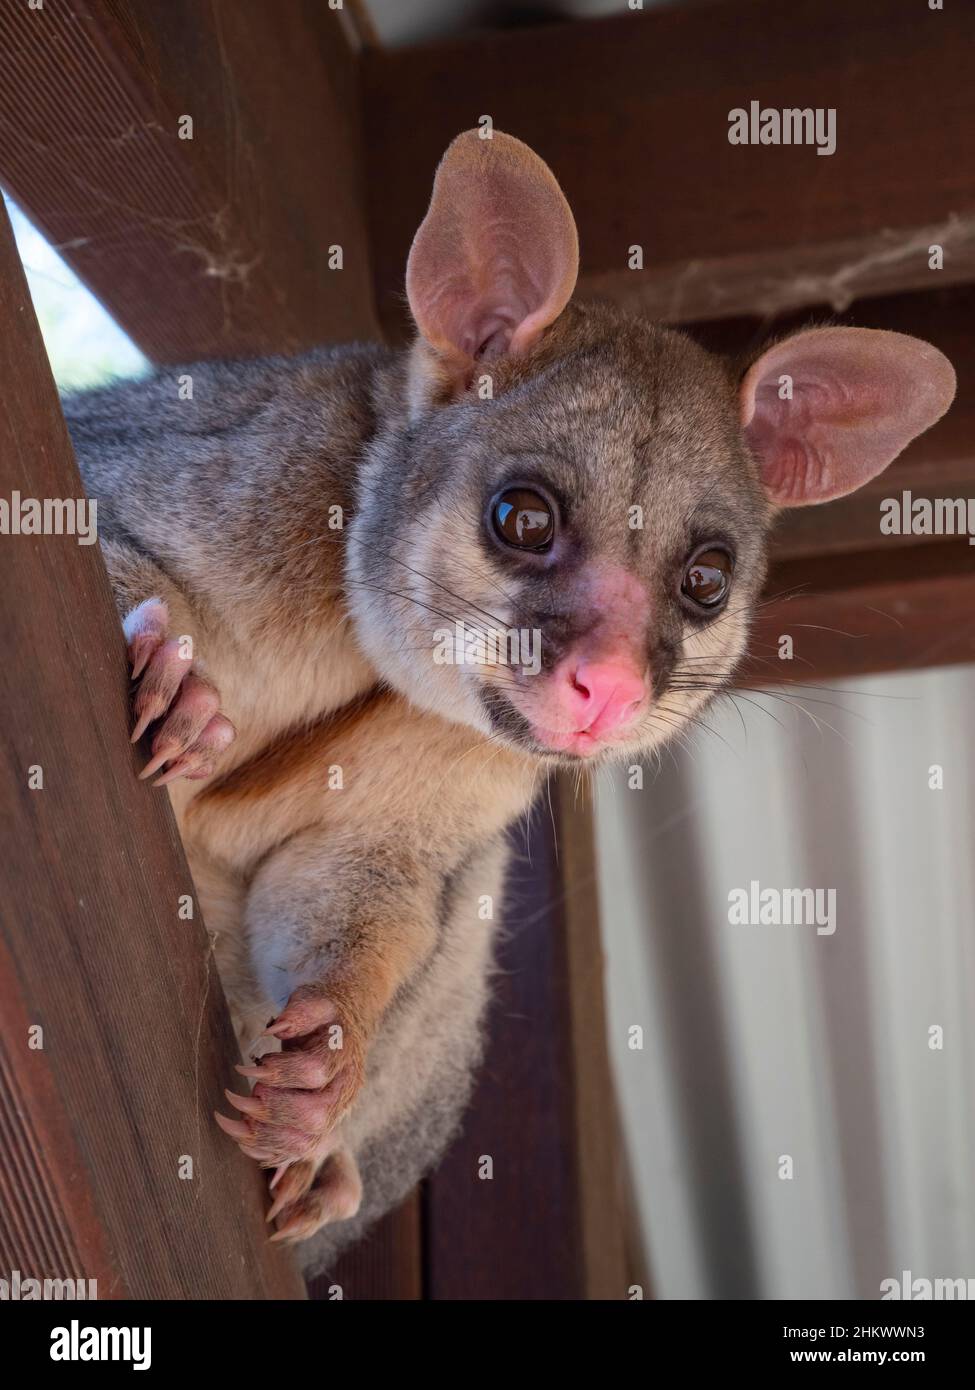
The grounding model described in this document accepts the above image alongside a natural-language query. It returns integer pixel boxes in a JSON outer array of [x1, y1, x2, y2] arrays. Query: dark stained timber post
[[0, 200, 306, 1300]]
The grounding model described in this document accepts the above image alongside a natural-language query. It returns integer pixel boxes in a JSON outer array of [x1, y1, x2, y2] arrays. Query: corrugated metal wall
[[595, 663, 975, 1299]]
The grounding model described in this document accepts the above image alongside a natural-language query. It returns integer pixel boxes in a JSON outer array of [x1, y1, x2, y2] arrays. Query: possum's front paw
[[123, 597, 236, 785], [215, 985, 366, 1168]]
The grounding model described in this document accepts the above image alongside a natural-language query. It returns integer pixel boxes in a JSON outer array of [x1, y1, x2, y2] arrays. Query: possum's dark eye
[[491, 487, 555, 550], [681, 546, 734, 610]]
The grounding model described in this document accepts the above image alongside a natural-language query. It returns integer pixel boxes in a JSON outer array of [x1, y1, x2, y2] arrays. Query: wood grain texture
[[746, 540, 975, 687], [0, 0, 379, 361], [0, 199, 305, 1299], [554, 778, 631, 1300], [361, 0, 975, 339]]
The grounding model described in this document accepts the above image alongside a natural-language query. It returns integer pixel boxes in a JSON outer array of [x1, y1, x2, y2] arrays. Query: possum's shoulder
[[62, 342, 394, 456]]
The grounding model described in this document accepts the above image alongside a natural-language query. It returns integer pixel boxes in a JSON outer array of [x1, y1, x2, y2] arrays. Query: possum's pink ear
[[406, 129, 579, 366], [740, 328, 956, 506]]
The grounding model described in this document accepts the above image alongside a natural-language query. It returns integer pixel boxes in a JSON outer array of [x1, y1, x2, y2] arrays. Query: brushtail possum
[[66, 130, 955, 1270]]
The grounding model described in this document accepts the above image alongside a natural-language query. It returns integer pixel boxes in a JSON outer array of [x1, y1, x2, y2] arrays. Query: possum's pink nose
[[559, 660, 647, 738]]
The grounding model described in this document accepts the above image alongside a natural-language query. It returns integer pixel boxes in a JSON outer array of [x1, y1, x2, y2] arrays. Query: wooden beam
[[0, 199, 305, 1299], [361, 0, 975, 338], [424, 792, 628, 1300], [556, 777, 631, 1300], [746, 540, 975, 687], [0, 0, 379, 361]]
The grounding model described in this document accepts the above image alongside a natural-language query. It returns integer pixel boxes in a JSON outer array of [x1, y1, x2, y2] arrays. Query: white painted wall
[[595, 664, 975, 1299]]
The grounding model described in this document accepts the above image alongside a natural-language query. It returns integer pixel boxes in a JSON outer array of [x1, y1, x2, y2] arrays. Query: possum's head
[[347, 130, 955, 765]]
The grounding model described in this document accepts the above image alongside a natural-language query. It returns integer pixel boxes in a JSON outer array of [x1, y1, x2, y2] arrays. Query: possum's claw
[[224, 1088, 266, 1120], [214, 1112, 253, 1142], [262, 989, 338, 1040], [126, 597, 168, 679], [216, 986, 366, 1169], [265, 1159, 314, 1223], [149, 714, 236, 786], [122, 598, 236, 784], [266, 1149, 362, 1243], [269, 1162, 293, 1193]]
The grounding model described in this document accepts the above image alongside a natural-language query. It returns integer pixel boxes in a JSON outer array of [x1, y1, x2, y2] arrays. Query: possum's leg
[[214, 827, 441, 1215], [101, 541, 237, 784]]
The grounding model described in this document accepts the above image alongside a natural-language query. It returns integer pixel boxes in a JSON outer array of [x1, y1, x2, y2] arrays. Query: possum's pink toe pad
[[123, 598, 235, 785], [215, 985, 366, 1170]]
